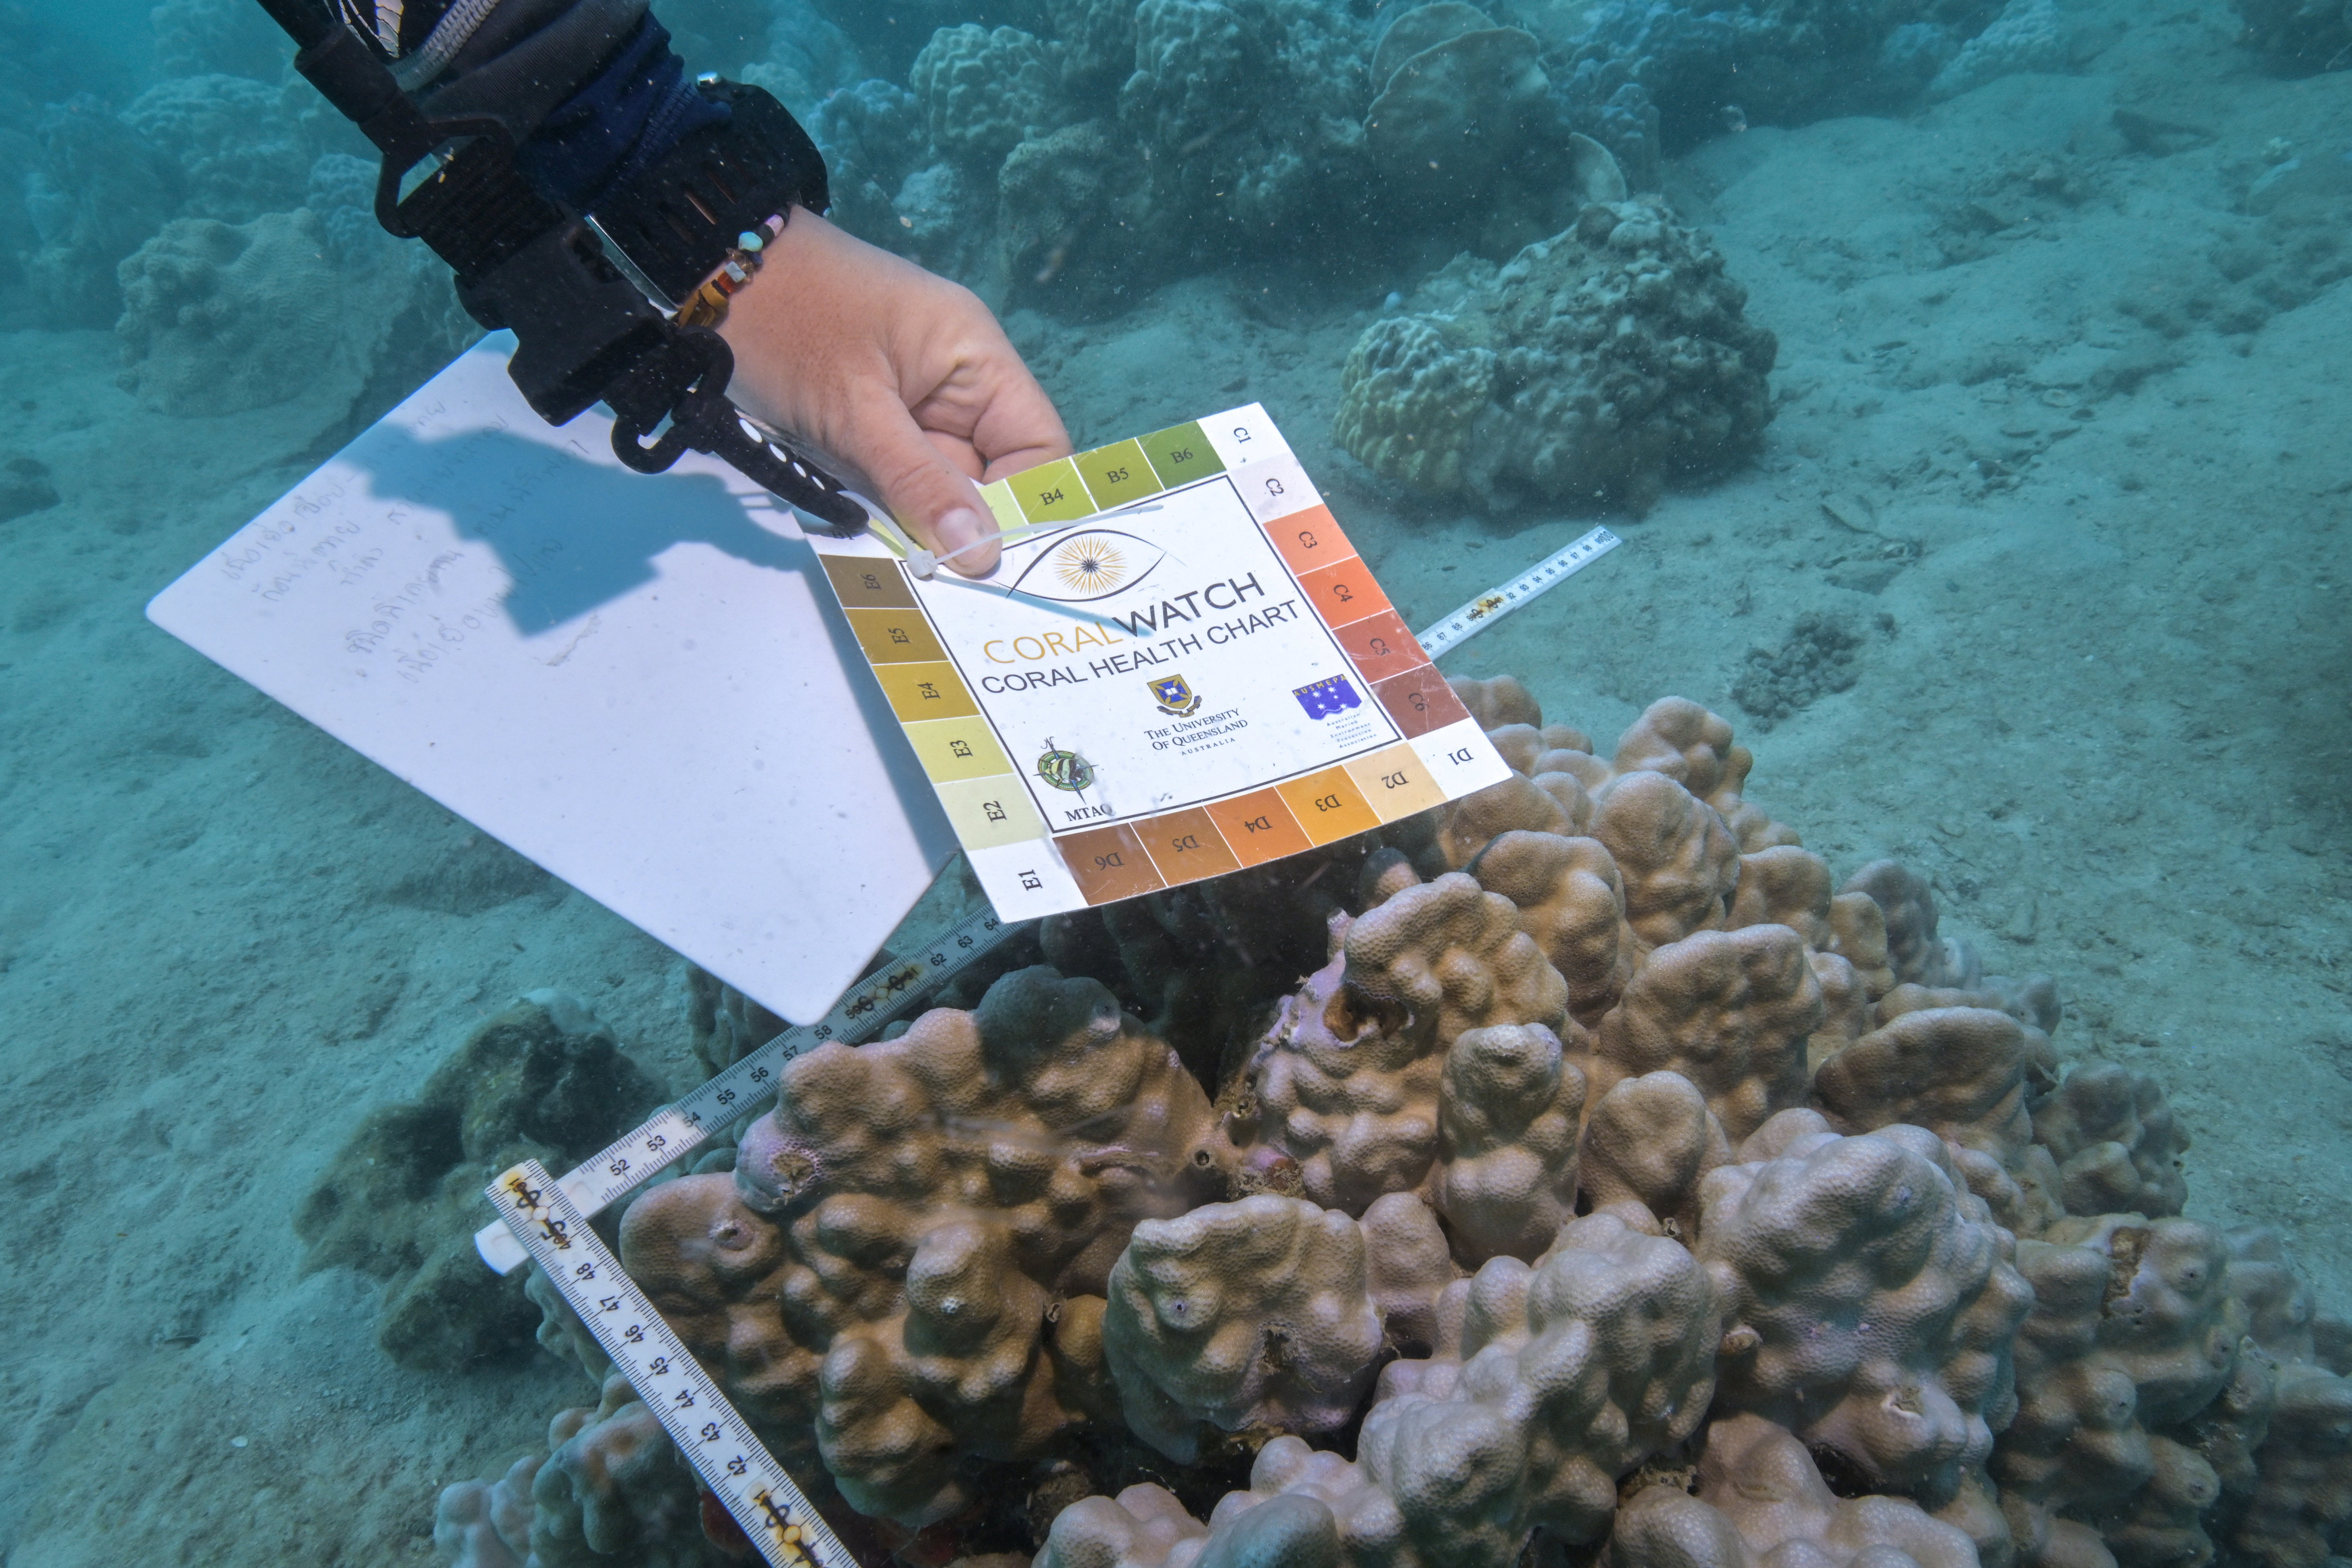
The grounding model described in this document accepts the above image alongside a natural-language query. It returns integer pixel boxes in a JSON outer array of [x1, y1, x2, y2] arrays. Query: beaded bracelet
[[672, 213, 786, 330]]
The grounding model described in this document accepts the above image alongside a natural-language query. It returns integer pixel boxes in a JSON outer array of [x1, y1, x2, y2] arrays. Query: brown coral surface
[[480, 687, 2352, 1568]]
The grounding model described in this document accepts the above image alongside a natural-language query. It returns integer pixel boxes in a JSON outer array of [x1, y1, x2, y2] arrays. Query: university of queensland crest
[[1149, 674, 1202, 716]]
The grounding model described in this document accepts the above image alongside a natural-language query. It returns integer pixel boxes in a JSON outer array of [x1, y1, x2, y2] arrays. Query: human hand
[[717, 211, 1069, 577]]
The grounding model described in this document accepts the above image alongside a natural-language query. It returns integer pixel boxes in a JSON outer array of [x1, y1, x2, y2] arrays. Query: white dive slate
[[147, 334, 956, 1023]]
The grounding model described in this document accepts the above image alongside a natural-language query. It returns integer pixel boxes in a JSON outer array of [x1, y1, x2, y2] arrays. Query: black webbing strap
[[254, 0, 869, 533]]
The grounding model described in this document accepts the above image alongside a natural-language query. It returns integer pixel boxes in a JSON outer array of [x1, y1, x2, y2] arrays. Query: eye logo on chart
[[1006, 530, 1162, 602], [1294, 676, 1363, 720], [1149, 674, 1202, 716]]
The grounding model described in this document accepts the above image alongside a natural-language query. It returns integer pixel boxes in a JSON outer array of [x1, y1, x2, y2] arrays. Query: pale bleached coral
[[1057, 1214, 1719, 1568], [2032, 1062, 2189, 1221], [2238, 1362, 2352, 1568], [1593, 922, 1821, 1141], [432, 1372, 706, 1568], [1613, 1413, 1982, 1568], [509, 677, 2351, 1568], [1812, 1003, 2063, 1234], [908, 24, 1060, 164], [1589, 770, 1744, 949], [1843, 860, 1982, 991], [1104, 1192, 1452, 1461], [1039, 1484, 1216, 1568], [1698, 1115, 2035, 1498], [1993, 1216, 2246, 1566], [1429, 1023, 1588, 1261], [1225, 872, 1570, 1222], [1447, 674, 1546, 732], [2219, 1228, 2352, 1568], [1578, 1069, 1732, 1237], [1335, 201, 1775, 514], [1419, 772, 1593, 873], [1357, 1212, 1719, 1549], [1467, 830, 1631, 1027]]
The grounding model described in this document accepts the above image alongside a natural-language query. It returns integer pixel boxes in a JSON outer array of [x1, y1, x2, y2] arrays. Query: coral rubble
[[296, 992, 663, 1371]]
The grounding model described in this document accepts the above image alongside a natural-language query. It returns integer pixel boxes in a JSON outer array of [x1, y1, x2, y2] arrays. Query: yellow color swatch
[[845, 606, 945, 665], [903, 716, 1014, 782], [871, 660, 978, 721], [932, 773, 1046, 849], [979, 479, 1024, 536]]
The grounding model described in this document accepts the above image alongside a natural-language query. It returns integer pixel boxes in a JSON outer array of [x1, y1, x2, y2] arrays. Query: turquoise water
[[0, 0, 2348, 1562]]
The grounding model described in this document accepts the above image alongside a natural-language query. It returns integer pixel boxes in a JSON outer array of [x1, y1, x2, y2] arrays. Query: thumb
[[844, 395, 1001, 577]]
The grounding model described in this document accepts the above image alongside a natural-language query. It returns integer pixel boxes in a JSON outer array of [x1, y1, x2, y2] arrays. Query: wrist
[[673, 212, 787, 330]]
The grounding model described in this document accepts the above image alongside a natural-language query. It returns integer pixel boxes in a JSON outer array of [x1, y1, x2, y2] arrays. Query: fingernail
[[935, 507, 984, 558], [936, 506, 999, 576]]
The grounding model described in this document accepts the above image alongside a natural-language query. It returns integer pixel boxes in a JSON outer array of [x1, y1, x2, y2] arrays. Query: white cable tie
[[906, 503, 1163, 580]]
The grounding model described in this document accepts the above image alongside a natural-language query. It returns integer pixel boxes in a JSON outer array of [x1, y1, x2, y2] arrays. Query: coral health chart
[[812, 404, 1512, 918]]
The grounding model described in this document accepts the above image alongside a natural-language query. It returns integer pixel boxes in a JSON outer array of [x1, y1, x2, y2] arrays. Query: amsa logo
[[1292, 676, 1363, 720]]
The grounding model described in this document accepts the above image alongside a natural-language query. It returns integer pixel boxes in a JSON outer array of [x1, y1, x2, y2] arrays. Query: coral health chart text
[[813, 403, 1512, 919]]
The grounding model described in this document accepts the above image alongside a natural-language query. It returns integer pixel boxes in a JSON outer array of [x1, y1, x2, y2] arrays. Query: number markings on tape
[[488, 1160, 855, 1568], [475, 903, 1025, 1274], [1414, 526, 1621, 661]]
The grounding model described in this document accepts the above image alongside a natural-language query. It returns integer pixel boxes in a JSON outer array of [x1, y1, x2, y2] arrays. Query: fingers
[[845, 391, 1003, 577], [897, 289, 1071, 479], [969, 351, 1074, 480]]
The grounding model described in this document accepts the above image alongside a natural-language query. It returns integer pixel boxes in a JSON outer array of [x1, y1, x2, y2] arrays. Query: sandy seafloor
[[1, 0, 2348, 1558]]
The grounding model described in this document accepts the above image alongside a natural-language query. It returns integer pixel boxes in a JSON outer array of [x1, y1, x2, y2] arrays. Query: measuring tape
[[475, 901, 1026, 1274], [1413, 526, 1621, 660], [488, 1160, 857, 1568]]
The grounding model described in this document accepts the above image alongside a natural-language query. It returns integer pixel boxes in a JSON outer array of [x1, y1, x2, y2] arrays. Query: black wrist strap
[[255, 0, 869, 535]]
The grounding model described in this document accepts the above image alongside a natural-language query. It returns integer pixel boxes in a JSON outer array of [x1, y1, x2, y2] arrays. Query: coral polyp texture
[[444, 683, 2352, 1568], [616, 964, 1223, 1527], [1696, 1114, 2034, 1497]]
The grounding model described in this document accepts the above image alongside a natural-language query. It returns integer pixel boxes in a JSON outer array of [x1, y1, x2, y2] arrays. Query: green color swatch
[[1139, 422, 1225, 487], [1010, 458, 1097, 524], [1073, 439, 1163, 509]]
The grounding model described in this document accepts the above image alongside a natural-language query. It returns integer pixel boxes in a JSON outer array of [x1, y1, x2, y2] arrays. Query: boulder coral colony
[[429, 685, 2352, 1568]]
